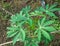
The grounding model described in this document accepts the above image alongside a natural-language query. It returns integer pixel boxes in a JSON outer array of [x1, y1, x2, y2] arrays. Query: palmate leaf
[[44, 4, 60, 17], [37, 17, 56, 42], [16, 12, 27, 21], [21, 6, 31, 18], [10, 11, 27, 23], [41, 30, 51, 41], [38, 4, 60, 18], [43, 26, 56, 32], [21, 6, 31, 17]]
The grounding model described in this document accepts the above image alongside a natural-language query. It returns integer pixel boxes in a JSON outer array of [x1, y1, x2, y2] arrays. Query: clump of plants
[[53, 19, 60, 30], [7, 4, 60, 46]]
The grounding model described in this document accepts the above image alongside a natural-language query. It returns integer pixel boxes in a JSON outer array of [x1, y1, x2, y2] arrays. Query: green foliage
[[34, 17, 56, 42], [53, 19, 60, 30], [37, 4, 60, 18], [7, 4, 60, 46]]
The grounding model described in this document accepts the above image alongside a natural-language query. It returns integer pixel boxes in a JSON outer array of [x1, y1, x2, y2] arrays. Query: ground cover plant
[[7, 4, 60, 46]]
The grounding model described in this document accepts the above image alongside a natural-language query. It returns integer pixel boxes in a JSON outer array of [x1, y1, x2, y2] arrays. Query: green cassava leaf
[[34, 11, 42, 15], [20, 28, 25, 41], [13, 32, 20, 45], [10, 11, 27, 23], [49, 4, 57, 10], [30, 12, 35, 15], [34, 29, 41, 43], [7, 26, 18, 31], [43, 20, 54, 26], [37, 30, 41, 41], [40, 6, 45, 12], [31, 42, 38, 46], [7, 27, 18, 38], [44, 39, 49, 46], [22, 6, 30, 14], [7, 27, 15, 31], [41, 17, 46, 25], [7, 31, 18, 38], [30, 10, 43, 17], [46, 4, 49, 10], [44, 26, 56, 32], [24, 43, 30, 46], [16, 13, 27, 21], [50, 8, 60, 12], [42, 30, 51, 41], [10, 15, 17, 23], [34, 29, 38, 35], [27, 18, 33, 26], [46, 11, 56, 17], [38, 20, 41, 26]]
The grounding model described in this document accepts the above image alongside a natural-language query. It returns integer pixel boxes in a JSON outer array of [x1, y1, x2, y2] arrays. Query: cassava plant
[[7, 4, 60, 46]]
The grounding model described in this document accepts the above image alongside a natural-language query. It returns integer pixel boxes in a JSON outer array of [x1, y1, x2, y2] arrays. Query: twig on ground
[[0, 41, 13, 46], [51, 30, 60, 34], [0, 5, 13, 15]]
